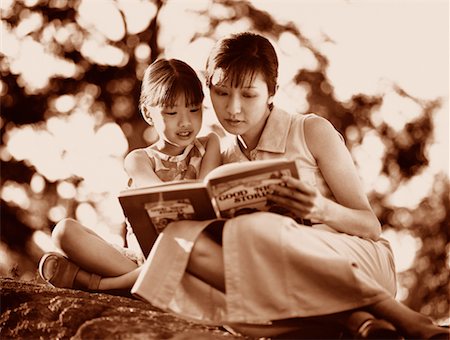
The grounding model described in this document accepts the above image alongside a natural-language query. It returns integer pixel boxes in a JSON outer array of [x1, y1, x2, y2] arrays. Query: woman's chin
[[222, 124, 245, 136]]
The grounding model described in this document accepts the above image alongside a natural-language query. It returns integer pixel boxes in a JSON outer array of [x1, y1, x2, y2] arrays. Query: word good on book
[[119, 158, 311, 256]]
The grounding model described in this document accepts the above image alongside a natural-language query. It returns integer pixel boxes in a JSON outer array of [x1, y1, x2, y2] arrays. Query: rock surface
[[0, 277, 243, 339]]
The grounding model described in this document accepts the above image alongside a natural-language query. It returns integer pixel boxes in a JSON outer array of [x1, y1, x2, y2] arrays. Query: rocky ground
[[1, 277, 366, 339], [0, 277, 244, 339]]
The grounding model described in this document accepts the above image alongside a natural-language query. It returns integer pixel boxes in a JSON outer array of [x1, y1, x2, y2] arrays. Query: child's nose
[[178, 112, 192, 127]]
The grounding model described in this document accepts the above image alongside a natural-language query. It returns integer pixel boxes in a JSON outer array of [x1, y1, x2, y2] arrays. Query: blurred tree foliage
[[1, 0, 448, 322]]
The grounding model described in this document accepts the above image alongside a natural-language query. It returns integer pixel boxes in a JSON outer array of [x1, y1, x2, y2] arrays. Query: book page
[[205, 158, 291, 182], [210, 169, 291, 218]]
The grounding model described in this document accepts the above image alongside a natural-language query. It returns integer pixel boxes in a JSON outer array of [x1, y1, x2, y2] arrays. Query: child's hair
[[140, 58, 204, 114], [205, 32, 278, 96]]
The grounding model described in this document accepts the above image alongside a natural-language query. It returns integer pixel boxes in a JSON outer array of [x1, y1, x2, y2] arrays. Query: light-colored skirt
[[132, 212, 396, 326]]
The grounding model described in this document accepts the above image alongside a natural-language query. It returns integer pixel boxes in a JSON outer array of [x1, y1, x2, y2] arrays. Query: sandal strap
[[87, 273, 102, 290]]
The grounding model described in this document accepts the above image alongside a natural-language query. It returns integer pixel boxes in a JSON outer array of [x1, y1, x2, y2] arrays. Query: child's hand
[[267, 176, 326, 222]]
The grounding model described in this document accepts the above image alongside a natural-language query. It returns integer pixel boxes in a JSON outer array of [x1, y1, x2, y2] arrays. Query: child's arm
[[198, 132, 222, 179], [124, 149, 162, 187]]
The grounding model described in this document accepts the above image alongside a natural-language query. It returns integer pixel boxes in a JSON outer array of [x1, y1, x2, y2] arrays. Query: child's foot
[[38, 252, 101, 290]]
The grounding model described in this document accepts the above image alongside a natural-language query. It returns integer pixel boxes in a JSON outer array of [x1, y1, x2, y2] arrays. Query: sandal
[[39, 252, 80, 289], [38, 252, 102, 291]]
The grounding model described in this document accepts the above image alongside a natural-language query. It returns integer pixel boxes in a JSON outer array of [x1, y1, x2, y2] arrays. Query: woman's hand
[[267, 175, 327, 222]]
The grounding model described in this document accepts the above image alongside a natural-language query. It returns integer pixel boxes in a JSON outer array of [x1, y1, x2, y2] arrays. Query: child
[[38, 58, 221, 292]]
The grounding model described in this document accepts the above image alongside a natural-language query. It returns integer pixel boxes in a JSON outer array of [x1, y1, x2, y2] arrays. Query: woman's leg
[[185, 226, 447, 339], [47, 218, 139, 290], [186, 230, 225, 292]]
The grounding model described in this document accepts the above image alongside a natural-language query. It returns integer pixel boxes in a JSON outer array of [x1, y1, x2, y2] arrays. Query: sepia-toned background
[[1, 0, 448, 323]]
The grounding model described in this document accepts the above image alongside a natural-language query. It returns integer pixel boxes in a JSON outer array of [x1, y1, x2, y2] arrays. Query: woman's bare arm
[[269, 116, 381, 240]]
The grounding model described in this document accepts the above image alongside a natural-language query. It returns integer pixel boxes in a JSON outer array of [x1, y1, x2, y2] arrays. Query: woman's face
[[209, 71, 273, 145]]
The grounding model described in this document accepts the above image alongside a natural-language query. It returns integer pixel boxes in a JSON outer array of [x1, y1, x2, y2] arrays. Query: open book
[[119, 158, 310, 256]]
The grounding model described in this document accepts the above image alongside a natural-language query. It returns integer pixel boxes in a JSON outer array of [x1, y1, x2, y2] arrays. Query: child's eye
[[190, 107, 201, 113], [163, 111, 177, 116]]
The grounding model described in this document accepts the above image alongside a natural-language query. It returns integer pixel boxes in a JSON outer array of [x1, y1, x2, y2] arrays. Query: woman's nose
[[226, 94, 241, 115]]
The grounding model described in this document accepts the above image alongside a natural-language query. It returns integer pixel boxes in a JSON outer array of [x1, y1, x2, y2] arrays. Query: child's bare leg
[[50, 218, 139, 289], [95, 266, 142, 290], [52, 218, 137, 276]]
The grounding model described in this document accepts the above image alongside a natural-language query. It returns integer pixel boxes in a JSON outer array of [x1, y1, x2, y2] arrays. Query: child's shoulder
[[125, 147, 148, 160], [124, 147, 155, 171], [197, 132, 220, 147], [197, 133, 220, 156]]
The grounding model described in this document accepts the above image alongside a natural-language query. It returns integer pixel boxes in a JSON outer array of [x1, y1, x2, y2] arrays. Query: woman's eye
[[215, 89, 228, 96], [242, 93, 256, 98]]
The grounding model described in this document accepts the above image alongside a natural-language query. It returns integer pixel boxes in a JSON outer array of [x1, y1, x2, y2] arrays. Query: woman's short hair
[[140, 58, 204, 112], [205, 32, 278, 96]]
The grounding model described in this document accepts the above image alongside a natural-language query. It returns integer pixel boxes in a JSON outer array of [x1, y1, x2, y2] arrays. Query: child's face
[[209, 72, 273, 143], [148, 94, 203, 152]]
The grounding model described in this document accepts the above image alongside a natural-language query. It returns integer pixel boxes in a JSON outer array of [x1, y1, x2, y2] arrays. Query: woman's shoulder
[[303, 113, 334, 131], [290, 112, 342, 139], [301, 113, 345, 158], [308, 114, 343, 140], [290, 112, 326, 125]]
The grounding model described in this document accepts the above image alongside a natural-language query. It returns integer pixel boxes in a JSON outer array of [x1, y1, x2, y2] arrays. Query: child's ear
[[141, 107, 154, 126]]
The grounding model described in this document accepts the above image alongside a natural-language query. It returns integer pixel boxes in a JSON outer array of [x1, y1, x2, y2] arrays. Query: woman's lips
[[226, 119, 243, 127]]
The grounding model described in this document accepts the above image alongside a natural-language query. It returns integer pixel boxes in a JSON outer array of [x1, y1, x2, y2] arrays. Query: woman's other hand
[[268, 176, 326, 222]]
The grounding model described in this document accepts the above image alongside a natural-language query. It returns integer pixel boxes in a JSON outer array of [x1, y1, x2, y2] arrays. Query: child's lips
[[177, 130, 192, 137]]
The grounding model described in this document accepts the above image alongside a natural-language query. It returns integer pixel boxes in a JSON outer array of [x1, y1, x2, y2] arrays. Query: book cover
[[119, 181, 217, 256], [119, 158, 308, 256]]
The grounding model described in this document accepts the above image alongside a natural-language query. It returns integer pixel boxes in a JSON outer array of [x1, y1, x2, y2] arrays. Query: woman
[[133, 32, 448, 339]]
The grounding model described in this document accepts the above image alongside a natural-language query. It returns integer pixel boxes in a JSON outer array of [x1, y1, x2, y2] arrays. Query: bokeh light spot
[[382, 228, 421, 272], [135, 43, 151, 62], [30, 174, 45, 194], [53, 94, 76, 113], [1, 182, 30, 210], [57, 181, 76, 199], [76, 202, 98, 227], [48, 205, 67, 222]]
